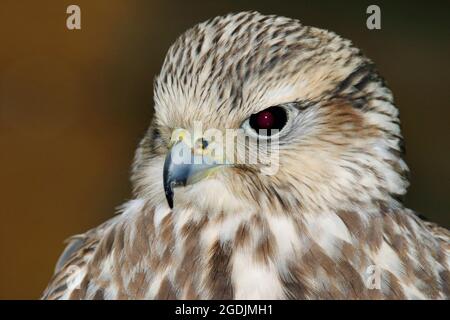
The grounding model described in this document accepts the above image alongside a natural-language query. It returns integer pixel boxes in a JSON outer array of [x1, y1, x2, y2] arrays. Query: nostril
[[196, 138, 209, 150]]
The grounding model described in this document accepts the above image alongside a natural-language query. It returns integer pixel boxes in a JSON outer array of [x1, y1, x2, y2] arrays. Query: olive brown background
[[0, 0, 449, 299]]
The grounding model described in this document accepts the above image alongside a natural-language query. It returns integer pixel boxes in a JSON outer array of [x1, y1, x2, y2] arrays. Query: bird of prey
[[43, 11, 450, 300]]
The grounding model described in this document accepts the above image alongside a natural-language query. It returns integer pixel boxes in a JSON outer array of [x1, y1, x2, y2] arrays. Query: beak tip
[[167, 197, 174, 209], [164, 187, 174, 209]]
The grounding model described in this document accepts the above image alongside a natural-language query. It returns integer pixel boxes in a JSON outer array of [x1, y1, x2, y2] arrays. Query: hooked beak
[[163, 135, 223, 209]]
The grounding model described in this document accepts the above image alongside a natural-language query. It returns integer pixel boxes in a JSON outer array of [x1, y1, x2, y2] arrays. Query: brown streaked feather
[[42, 216, 119, 300]]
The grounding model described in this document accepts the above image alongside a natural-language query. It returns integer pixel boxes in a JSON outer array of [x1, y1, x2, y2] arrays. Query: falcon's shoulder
[[42, 216, 119, 300], [421, 217, 450, 244]]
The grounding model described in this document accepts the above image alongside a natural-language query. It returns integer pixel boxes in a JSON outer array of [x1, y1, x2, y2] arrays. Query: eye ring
[[241, 105, 293, 139]]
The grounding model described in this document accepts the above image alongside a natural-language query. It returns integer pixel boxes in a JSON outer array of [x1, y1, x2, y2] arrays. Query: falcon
[[43, 11, 450, 300]]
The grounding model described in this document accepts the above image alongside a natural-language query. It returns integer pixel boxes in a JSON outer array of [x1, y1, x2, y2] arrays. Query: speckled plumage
[[43, 11, 450, 300]]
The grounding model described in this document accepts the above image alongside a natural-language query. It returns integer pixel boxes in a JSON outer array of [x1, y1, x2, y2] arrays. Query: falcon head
[[131, 11, 409, 215]]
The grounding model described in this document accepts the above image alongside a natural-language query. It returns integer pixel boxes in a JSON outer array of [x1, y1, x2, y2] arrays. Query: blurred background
[[0, 0, 449, 299]]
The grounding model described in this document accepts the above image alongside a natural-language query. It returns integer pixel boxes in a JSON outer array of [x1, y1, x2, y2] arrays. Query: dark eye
[[248, 106, 288, 136]]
